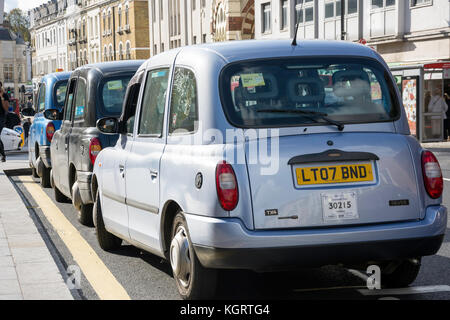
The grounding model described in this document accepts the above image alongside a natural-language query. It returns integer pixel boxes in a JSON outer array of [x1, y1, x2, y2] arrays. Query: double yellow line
[[19, 176, 130, 300]]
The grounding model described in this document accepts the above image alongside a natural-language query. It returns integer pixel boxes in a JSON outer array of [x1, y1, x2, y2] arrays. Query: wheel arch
[[160, 200, 183, 260]]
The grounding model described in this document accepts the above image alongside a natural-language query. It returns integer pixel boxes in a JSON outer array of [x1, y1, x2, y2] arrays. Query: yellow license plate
[[296, 163, 374, 186]]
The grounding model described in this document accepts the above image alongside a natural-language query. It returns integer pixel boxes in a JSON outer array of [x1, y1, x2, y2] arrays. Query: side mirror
[[97, 117, 119, 135], [43, 108, 62, 121]]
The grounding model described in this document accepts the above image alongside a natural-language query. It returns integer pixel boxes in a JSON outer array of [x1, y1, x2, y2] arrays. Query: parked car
[[92, 40, 447, 299], [29, 72, 71, 186], [45, 61, 144, 226]]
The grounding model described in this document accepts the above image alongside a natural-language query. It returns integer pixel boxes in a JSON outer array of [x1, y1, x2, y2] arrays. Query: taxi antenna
[[291, 2, 302, 46], [292, 22, 300, 46]]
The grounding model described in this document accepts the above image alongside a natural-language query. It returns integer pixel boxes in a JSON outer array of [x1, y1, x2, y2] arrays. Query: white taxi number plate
[[321, 192, 358, 222]]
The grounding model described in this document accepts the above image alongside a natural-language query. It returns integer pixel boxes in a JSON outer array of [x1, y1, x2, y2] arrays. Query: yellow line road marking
[[18, 176, 130, 300]]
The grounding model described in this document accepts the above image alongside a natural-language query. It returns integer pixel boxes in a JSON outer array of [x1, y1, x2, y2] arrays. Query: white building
[[29, 0, 69, 87], [254, 0, 450, 141], [148, 0, 255, 56]]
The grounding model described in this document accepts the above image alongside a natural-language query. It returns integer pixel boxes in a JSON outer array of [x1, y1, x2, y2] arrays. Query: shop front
[[391, 62, 450, 143]]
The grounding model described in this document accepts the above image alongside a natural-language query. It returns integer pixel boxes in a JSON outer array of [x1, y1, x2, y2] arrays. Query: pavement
[[0, 149, 73, 300], [0, 140, 449, 300]]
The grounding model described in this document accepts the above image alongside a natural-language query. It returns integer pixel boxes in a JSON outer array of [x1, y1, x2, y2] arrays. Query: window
[[37, 83, 46, 112], [64, 79, 77, 121], [123, 83, 141, 134], [100, 76, 132, 116], [138, 68, 170, 136], [220, 57, 399, 128], [3, 64, 13, 83], [411, 0, 431, 7], [281, 0, 288, 30], [125, 6, 129, 25], [74, 79, 86, 120], [118, 7, 122, 27], [325, 0, 358, 18], [169, 68, 198, 134], [262, 3, 271, 33], [371, 0, 395, 9], [296, 0, 314, 24], [192, 0, 196, 10], [54, 81, 68, 108]]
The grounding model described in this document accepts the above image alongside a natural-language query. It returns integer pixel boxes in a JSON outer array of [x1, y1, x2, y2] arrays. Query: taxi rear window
[[100, 76, 132, 116], [220, 57, 399, 128]]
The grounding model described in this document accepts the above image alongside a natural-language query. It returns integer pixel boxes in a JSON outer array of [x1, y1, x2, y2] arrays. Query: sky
[[4, 0, 47, 13]]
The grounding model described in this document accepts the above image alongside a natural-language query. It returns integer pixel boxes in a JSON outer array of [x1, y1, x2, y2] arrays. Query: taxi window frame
[[218, 55, 401, 129]]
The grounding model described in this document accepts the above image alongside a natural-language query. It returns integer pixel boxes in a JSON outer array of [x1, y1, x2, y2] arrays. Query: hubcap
[[170, 226, 191, 288]]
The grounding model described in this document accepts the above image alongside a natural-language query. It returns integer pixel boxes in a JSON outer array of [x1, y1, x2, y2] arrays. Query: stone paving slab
[[0, 156, 73, 300]]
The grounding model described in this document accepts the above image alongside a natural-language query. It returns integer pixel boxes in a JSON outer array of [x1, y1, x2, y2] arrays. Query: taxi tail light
[[89, 138, 102, 165], [216, 161, 239, 211], [46, 122, 55, 142], [422, 150, 443, 199]]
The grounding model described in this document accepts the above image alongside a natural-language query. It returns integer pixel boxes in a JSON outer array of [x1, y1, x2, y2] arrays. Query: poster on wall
[[402, 78, 418, 136]]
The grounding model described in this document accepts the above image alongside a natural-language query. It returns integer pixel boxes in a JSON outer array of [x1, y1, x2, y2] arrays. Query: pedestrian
[[444, 93, 450, 140], [0, 81, 9, 162], [428, 87, 448, 138]]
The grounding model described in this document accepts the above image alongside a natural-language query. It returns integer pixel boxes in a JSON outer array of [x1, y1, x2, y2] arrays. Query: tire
[[382, 258, 422, 288], [40, 165, 51, 188], [31, 166, 39, 178], [54, 184, 69, 203], [94, 190, 122, 251], [71, 172, 94, 227], [78, 204, 94, 227], [170, 212, 218, 300]]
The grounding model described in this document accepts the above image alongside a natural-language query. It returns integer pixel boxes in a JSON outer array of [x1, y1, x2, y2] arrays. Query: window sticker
[[241, 73, 266, 88], [152, 71, 167, 78], [75, 105, 85, 117], [107, 80, 123, 90]]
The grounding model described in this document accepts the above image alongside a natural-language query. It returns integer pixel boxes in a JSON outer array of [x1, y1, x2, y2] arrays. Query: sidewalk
[[0, 152, 73, 300], [421, 141, 450, 149]]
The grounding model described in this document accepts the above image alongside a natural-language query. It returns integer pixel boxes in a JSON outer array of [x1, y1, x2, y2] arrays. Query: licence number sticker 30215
[[321, 192, 359, 222]]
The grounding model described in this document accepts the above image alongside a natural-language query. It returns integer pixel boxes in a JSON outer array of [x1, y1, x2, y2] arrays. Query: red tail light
[[89, 138, 102, 165], [422, 150, 443, 199], [216, 161, 239, 211], [46, 122, 55, 142]]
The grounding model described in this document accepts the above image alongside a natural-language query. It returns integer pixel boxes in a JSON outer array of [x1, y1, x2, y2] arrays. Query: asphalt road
[[5, 150, 450, 300]]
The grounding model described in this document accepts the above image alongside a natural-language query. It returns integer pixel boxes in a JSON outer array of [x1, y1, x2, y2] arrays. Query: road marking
[[293, 286, 366, 293], [18, 176, 131, 300], [358, 285, 450, 296], [444, 178, 450, 182]]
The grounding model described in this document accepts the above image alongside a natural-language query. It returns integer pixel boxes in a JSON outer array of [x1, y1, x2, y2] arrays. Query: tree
[[6, 9, 30, 43]]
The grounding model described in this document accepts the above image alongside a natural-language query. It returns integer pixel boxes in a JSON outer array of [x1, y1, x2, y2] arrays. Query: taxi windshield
[[220, 57, 399, 128]]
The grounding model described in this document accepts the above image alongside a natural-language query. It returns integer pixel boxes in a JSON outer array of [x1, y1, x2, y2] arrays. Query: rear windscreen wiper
[[257, 109, 345, 131]]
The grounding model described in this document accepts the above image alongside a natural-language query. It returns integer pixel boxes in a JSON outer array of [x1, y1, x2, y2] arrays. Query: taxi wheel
[[170, 212, 218, 300], [78, 204, 94, 227], [382, 258, 422, 288], [94, 190, 122, 251], [54, 184, 69, 203], [40, 166, 51, 188], [31, 166, 39, 178]]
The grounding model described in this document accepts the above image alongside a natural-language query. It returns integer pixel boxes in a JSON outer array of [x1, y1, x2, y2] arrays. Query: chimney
[[0, 0, 4, 26]]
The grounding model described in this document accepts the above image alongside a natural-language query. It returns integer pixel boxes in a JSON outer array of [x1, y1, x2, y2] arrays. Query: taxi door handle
[[150, 169, 158, 180], [119, 165, 125, 178]]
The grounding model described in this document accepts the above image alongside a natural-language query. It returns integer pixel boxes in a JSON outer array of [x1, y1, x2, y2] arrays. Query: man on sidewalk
[[0, 81, 9, 162]]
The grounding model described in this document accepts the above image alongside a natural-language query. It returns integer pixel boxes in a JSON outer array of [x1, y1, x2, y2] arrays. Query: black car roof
[[74, 60, 145, 78]]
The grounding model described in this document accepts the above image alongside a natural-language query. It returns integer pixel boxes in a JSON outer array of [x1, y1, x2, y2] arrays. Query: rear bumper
[[76, 170, 93, 204], [185, 205, 447, 271], [39, 146, 51, 168]]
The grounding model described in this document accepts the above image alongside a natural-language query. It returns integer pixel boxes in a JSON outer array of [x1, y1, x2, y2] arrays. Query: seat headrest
[[287, 77, 325, 104], [332, 69, 371, 97]]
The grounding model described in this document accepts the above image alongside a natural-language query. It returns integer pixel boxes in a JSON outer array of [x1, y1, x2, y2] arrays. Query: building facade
[[148, 0, 255, 56], [0, 0, 30, 101], [29, 0, 150, 84], [100, 0, 150, 61], [29, 0, 68, 88]]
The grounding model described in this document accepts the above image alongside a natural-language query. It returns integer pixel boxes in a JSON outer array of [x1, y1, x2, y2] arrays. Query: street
[[3, 149, 450, 300]]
